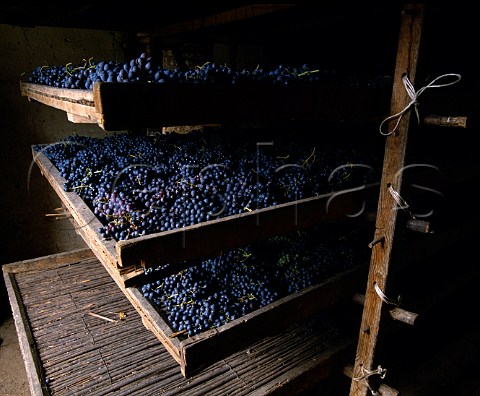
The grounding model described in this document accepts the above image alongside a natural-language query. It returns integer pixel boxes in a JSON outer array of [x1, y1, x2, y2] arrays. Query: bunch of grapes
[[24, 53, 393, 89], [140, 219, 369, 337], [36, 127, 380, 242]]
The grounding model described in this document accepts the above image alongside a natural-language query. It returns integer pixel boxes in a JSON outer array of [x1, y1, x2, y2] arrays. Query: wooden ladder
[[348, 3, 425, 396]]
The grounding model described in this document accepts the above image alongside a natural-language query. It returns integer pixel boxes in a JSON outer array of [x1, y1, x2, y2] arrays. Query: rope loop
[[379, 73, 461, 136], [353, 365, 388, 395]]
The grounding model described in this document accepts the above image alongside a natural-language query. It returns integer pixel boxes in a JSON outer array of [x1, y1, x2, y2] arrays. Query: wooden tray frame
[[32, 146, 379, 283], [31, 144, 380, 376], [20, 81, 390, 130]]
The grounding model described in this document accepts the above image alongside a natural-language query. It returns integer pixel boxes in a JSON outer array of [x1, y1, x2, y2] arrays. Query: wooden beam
[[146, 4, 298, 37], [349, 4, 425, 396]]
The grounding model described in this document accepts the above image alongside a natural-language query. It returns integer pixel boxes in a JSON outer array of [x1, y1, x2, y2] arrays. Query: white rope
[[388, 185, 415, 219], [353, 365, 388, 395], [374, 283, 400, 307], [353, 365, 388, 382], [379, 73, 461, 136]]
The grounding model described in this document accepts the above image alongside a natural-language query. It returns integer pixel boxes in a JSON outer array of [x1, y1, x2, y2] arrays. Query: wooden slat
[[127, 287, 183, 364], [352, 294, 418, 326], [20, 82, 98, 122], [422, 115, 467, 128], [349, 4, 425, 396], [3, 272, 49, 396], [20, 81, 94, 102], [2, 248, 95, 273]]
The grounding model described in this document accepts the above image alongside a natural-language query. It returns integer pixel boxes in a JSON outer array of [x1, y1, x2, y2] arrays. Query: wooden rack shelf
[[14, 3, 477, 392], [5, 186, 479, 383], [32, 138, 480, 377], [31, 144, 378, 377], [20, 81, 391, 130]]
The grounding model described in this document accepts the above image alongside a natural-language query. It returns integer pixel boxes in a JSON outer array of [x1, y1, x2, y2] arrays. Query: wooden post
[[349, 4, 425, 396]]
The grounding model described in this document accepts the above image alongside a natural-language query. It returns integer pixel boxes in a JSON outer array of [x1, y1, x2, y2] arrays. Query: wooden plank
[[20, 81, 94, 102], [93, 82, 390, 130], [349, 4, 425, 396], [67, 112, 96, 123], [117, 183, 378, 271], [20, 82, 98, 122], [422, 115, 467, 128], [21, 80, 390, 131], [3, 273, 50, 396]]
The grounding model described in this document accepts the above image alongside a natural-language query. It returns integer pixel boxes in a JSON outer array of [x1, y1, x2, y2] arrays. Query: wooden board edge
[[32, 148, 119, 266], [20, 82, 94, 102], [126, 287, 182, 363], [20, 82, 98, 124], [2, 248, 95, 274], [117, 183, 379, 271], [3, 272, 50, 396], [67, 113, 97, 123]]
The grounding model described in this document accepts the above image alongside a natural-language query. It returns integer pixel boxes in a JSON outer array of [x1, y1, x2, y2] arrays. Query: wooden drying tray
[[3, 248, 358, 390], [32, 145, 379, 286], [20, 81, 391, 131], [31, 145, 382, 376], [31, 146, 480, 377]]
